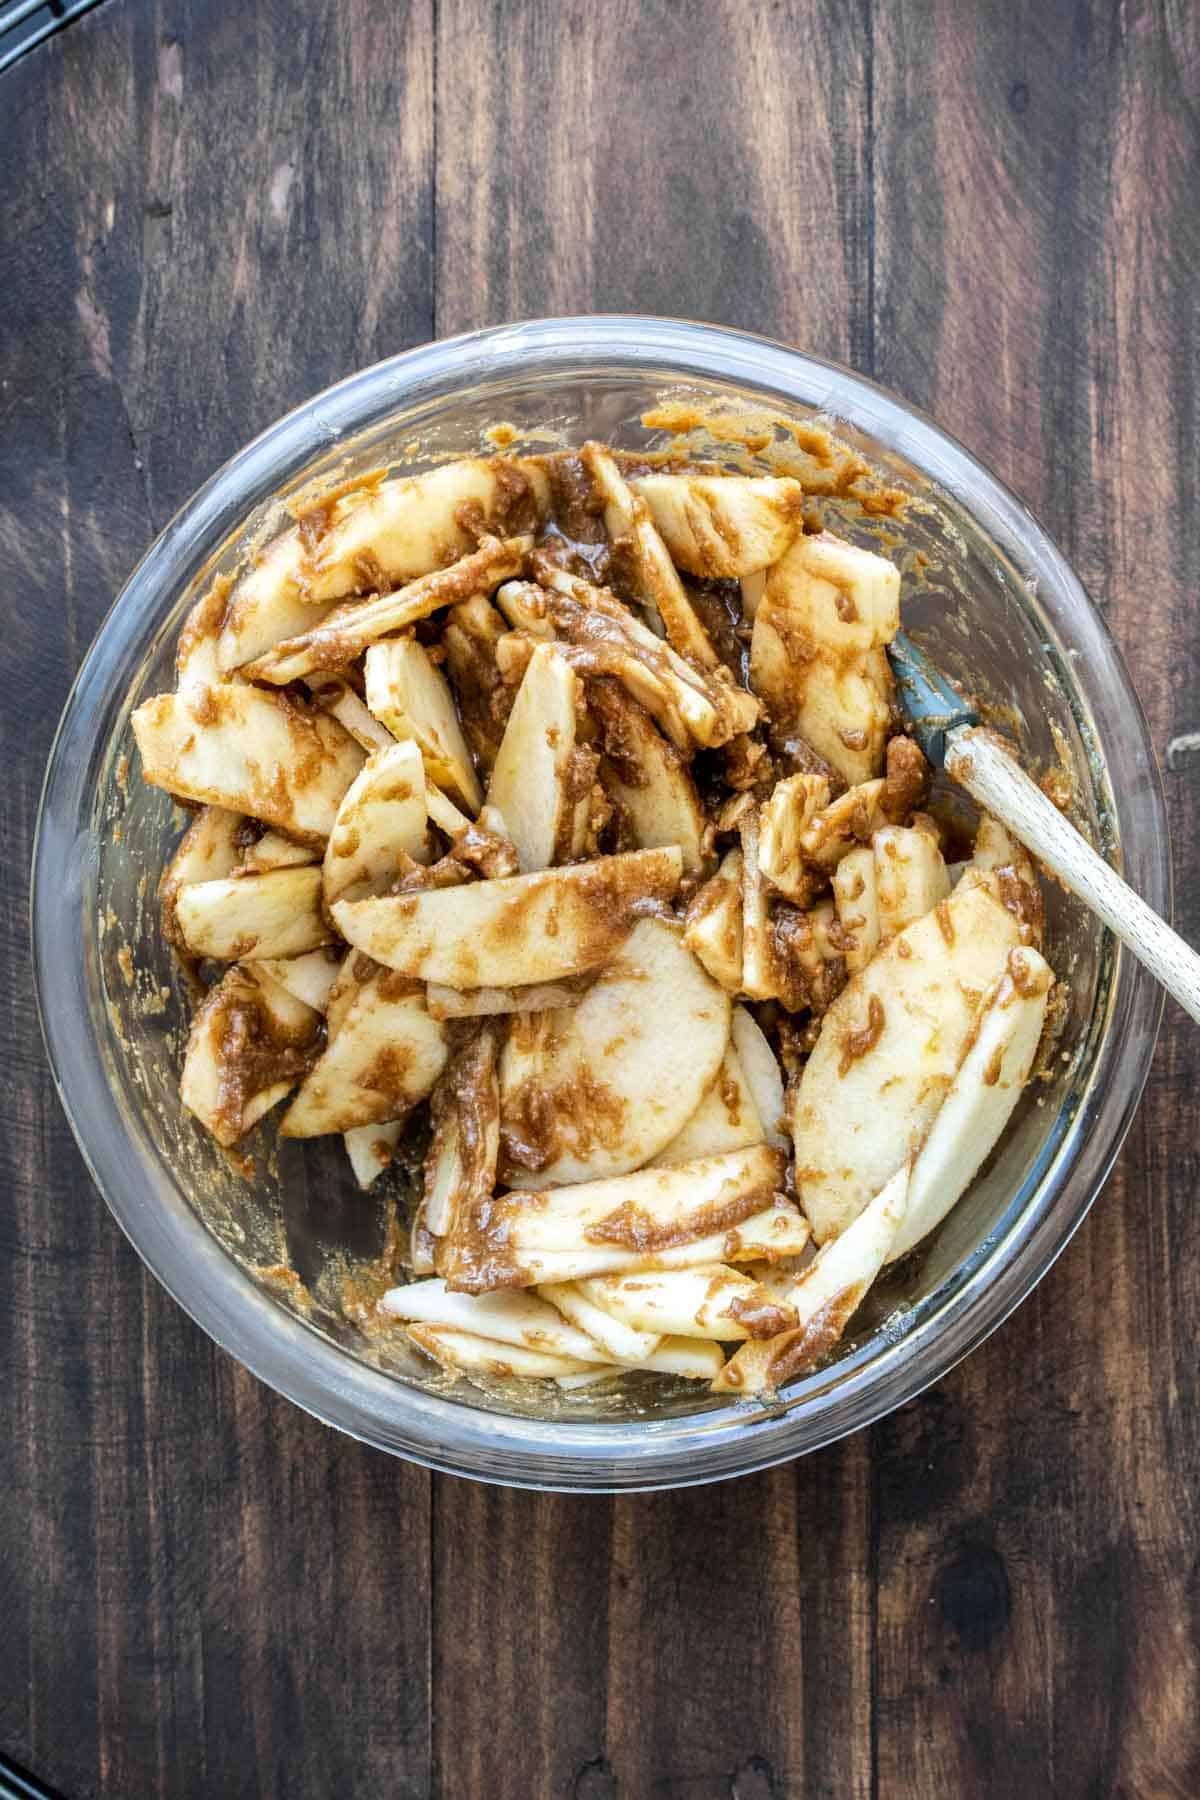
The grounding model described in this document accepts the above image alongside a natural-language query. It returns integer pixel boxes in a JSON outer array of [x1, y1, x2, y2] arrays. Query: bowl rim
[[32, 315, 1168, 1490]]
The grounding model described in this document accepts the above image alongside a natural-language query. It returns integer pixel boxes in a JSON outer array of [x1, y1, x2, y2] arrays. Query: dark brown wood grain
[[2, 1, 1198, 1796]]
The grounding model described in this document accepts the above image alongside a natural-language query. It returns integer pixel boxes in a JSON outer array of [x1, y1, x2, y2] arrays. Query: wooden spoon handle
[[946, 728, 1198, 1024]]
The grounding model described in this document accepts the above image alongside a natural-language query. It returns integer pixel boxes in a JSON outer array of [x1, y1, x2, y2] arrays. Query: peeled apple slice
[[332, 847, 683, 989], [405, 1326, 597, 1381], [873, 825, 951, 939], [713, 1165, 909, 1394], [499, 917, 731, 1186], [792, 875, 1025, 1242], [500, 1198, 810, 1288], [730, 1006, 788, 1149], [630, 473, 804, 577], [648, 1045, 763, 1166], [280, 973, 448, 1136], [181, 966, 320, 1147], [537, 1282, 661, 1363], [885, 946, 1054, 1261], [590, 679, 706, 874], [749, 532, 898, 785], [238, 831, 319, 874], [132, 683, 364, 845], [175, 867, 333, 961], [485, 642, 579, 870], [344, 1120, 403, 1189], [364, 637, 482, 814], [380, 1280, 613, 1363], [246, 949, 343, 1013], [574, 1266, 795, 1342], [322, 739, 429, 905], [683, 848, 744, 992]]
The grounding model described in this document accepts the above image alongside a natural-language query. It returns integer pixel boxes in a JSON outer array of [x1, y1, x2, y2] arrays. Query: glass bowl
[[32, 317, 1167, 1491]]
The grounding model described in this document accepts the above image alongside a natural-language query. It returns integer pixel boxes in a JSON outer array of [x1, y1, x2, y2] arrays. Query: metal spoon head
[[887, 629, 981, 769]]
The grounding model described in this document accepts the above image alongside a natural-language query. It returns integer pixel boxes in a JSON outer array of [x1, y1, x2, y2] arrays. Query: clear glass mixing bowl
[[32, 318, 1168, 1490]]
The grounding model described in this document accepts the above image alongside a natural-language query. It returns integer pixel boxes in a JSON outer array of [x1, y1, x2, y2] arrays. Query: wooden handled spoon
[[887, 630, 1200, 1024]]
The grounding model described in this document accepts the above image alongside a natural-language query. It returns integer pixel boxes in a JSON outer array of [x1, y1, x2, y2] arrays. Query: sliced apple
[[631, 473, 805, 577], [575, 1266, 797, 1342], [308, 678, 397, 753], [217, 530, 339, 669], [363, 637, 482, 813], [749, 531, 899, 784], [537, 1282, 661, 1363], [175, 866, 332, 961], [423, 1024, 500, 1265], [800, 779, 887, 870], [683, 847, 744, 992], [589, 678, 706, 874], [132, 683, 364, 845], [321, 739, 429, 906], [159, 806, 244, 952], [581, 441, 720, 668], [241, 536, 532, 686], [441, 593, 512, 775], [279, 972, 448, 1136], [758, 772, 831, 902], [873, 824, 951, 939], [180, 965, 321, 1147], [503, 1197, 810, 1287], [495, 578, 555, 639], [473, 1144, 785, 1284], [730, 1006, 788, 1149], [425, 978, 591, 1020], [714, 1165, 909, 1394], [791, 875, 1025, 1242], [498, 917, 731, 1187], [344, 1120, 403, 1190], [381, 1278, 613, 1362], [648, 1045, 763, 1165], [831, 845, 881, 974], [245, 948, 343, 1012], [237, 831, 319, 874], [175, 582, 232, 688], [634, 1338, 727, 1380], [332, 846, 683, 989], [405, 1326, 598, 1381], [885, 946, 1053, 1261], [484, 642, 579, 871]]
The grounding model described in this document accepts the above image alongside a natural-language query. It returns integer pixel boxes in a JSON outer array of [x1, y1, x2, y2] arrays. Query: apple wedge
[[241, 536, 532, 685], [485, 642, 579, 870], [758, 773, 831, 902], [175, 582, 232, 688], [588, 678, 706, 874], [321, 739, 429, 905], [181, 966, 322, 1147], [648, 1045, 764, 1165], [441, 594, 512, 775], [309, 678, 397, 753], [344, 1120, 403, 1190], [582, 441, 720, 668], [683, 847, 744, 992], [364, 637, 482, 813], [132, 683, 365, 845], [245, 948, 343, 1013], [279, 972, 448, 1136], [494, 578, 555, 639], [159, 805, 244, 952], [499, 1197, 811, 1287], [792, 875, 1025, 1242], [217, 530, 339, 670], [537, 1282, 661, 1363], [423, 1023, 501, 1260], [404, 1326, 599, 1381], [575, 1266, 797, 1342], [380, 1279, 611, 1362], [471, 1144, 785, 1285], [713, 1165, 909, 1394], [749, 531, 899, 785], [499, 917, 731, 1187], [332, 846, 683, 989], [175, 866, 332, 961], [873, 824, 951, 939], [425, 978, 591, 1020], [630, 473, 805, 578], [730, 1006, 788, 1149], [885, 945, 1054, 1261], [238, 831, 319, 874], [831, 845, 881, 974], [799, 779, 887, 870]]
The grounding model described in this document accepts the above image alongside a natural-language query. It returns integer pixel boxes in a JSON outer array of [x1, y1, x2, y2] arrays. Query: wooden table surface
[[3, 3, 1198, 1795]]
